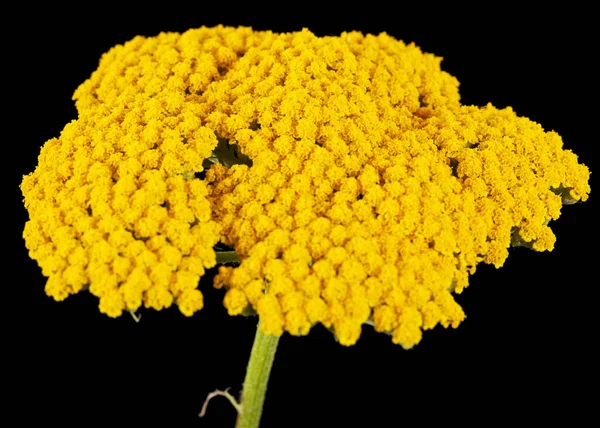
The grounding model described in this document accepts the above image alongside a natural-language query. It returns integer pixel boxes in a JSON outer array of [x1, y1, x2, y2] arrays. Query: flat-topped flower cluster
[[21, 25, 590, 348]]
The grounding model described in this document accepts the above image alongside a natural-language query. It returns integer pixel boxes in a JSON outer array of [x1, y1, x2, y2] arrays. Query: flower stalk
[[236, 321, 280, 428], [216, 250, 241, 264]]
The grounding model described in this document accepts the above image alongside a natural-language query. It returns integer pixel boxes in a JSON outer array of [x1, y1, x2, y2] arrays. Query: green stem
[[236, 320, 280, 428], [216, 250, 241, 264]]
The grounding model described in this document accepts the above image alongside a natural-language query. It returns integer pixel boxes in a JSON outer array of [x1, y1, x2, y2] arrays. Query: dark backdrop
[[9, 4, 595, 427]]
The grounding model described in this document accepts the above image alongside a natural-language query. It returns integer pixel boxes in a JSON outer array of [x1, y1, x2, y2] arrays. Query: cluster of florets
[[21, 25, 590, 348]]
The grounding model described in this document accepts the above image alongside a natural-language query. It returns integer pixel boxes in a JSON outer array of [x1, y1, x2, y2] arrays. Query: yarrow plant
[[21, 25, 590, 427]]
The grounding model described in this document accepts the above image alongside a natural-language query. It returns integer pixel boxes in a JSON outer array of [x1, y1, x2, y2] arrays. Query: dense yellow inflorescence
[[21, 26, 590, 348]]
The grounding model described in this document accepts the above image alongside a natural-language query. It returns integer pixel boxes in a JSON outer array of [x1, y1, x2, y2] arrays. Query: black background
[[9, 4, 596, 427]]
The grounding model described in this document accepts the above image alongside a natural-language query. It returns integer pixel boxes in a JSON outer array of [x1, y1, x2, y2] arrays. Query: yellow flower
[[22, 25, 590, 350]]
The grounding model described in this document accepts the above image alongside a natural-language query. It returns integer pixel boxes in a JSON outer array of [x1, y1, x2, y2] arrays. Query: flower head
[[21, 25, 590, 348]]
